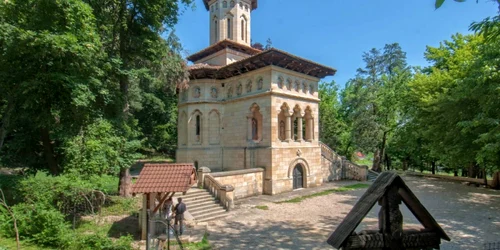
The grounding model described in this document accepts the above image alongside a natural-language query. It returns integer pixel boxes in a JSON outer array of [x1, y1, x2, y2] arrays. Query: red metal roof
[[131, 163, 196, 194]]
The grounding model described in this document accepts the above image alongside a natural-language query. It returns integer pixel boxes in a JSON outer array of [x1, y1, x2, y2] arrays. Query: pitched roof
[[202, 0, 258, 11], [131, 163, 196, 194], [327, 172, 450, 249], [187, 39, 262, 62], [189, 48, 337, 79]]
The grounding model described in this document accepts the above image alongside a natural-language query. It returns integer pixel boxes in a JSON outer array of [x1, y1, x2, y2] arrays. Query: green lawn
[[0, 237, 54, 250]]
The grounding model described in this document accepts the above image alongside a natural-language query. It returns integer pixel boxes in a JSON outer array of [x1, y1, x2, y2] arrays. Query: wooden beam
[[152, 192, 171, 214]]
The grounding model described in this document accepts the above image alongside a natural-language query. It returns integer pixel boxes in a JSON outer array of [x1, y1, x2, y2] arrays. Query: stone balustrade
[[198, 167, 235, 211], [320, 142, 367, 181]]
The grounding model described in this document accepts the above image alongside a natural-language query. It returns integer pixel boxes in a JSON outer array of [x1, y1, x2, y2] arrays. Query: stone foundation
[[211, 168, 264, 199]]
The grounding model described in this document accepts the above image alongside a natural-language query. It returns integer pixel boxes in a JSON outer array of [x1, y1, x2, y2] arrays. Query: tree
[[265, 38, 273, 50], [82, 0, 192, 196], [341, 43, 412, 171], [0, 0, 105, 174], [0, 189, 19, 250], [319, 81, 348, 153], [435, 0, 500, 11]]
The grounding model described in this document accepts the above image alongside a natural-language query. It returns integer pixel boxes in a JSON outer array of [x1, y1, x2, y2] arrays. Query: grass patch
[[0, 237, 55, 250], [255, 205, 269, 210], [170, 232, 211, 250], [100, 196, 140, 216], [276, 183, 371, 204]]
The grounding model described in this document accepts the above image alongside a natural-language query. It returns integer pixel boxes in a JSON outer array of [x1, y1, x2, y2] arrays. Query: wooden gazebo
[[132, 163, 197, 240], [327, 172, 450, 250]]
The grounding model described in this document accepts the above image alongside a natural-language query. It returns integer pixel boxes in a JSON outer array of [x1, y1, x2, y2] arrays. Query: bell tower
[[204, 0, 257, 45]]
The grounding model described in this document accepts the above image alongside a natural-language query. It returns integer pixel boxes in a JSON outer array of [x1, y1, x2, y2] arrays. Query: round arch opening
[[293, 164, 305, 189]]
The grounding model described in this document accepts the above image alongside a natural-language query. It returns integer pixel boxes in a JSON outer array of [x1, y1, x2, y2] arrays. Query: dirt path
[[207, 175, 500, 250]]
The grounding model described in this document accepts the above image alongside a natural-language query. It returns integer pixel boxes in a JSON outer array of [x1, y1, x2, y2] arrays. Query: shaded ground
[[207, 174, 500, 250]]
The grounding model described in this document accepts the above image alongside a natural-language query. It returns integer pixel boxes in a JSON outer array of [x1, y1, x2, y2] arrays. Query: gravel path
[[207, 175, 500, 250]]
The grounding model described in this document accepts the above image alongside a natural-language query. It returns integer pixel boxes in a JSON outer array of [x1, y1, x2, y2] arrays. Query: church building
[[176, 0, 336, 195]]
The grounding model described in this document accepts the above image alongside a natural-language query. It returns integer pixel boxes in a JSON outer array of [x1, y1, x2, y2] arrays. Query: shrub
[[7, 203, 71, 247], [71, 234, 133, 250]]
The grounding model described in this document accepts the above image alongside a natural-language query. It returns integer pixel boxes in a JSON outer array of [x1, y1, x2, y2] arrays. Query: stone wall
[[211, 168, 264, 199]]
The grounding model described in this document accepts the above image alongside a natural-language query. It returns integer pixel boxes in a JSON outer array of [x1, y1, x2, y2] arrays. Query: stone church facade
[[176, 0, 336, 195]]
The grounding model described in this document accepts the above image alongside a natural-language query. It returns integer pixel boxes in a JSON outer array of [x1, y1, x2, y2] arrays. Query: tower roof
[[187, 39, 262, 63], [188, 48, 337, 79], [203, 0, 258, 11]]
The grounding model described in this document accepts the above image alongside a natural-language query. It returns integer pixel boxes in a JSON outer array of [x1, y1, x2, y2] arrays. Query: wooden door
[[293, 164, 303, 189]]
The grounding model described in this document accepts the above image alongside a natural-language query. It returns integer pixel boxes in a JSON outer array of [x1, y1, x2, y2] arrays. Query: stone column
[[221, 185, 235, 211], [285, 114, 292, 142], [306, 118, 313, 142], [297, 116, 303, 142], [197, 166, 211, 188]]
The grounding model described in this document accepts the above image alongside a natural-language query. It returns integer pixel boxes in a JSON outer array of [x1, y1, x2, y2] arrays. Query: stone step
[[188, 202, 222, 213], [193, 209, 227, 221], [176, 190, 211, 199], [177, 195, 214, 204], [184, 200, 219, 210], [190, 205, 226, 217], [196, 212, 229, 223]]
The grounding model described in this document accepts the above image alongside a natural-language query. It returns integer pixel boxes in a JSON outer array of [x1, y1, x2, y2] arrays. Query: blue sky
[[174, 0, 498, 87]]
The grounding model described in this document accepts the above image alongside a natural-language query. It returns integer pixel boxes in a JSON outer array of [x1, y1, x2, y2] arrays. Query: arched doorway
[[293, 164, 304, 189]]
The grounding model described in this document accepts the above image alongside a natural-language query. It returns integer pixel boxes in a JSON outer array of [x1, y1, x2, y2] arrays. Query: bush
[[71, 234, 133, 250], [5, 203, 71, 247]]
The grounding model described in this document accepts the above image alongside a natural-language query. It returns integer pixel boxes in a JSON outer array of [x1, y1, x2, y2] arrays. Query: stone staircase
[[174, 188, 229, 223], [367, 169, 380, 182]]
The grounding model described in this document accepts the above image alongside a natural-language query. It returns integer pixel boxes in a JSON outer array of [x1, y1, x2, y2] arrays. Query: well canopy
[[131, 163, 197, 194]]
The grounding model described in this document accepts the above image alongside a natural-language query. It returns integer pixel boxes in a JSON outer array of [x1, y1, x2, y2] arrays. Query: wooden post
[[378, 184, 403, 249], [141, 194, 148, 240]]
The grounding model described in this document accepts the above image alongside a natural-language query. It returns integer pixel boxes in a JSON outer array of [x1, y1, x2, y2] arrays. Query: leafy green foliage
[[63, 119, 142, 177], [340, 43, 412, 170], [3, 203, 71, 247], [319, 81, 350, 154]]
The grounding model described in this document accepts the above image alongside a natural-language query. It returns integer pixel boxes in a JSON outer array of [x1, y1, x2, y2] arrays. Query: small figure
[[174, 197, 187, 235]]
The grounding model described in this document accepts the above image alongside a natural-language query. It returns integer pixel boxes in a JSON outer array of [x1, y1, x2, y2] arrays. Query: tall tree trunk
[[431, 161, 436, 175], [483, 168, 488, 187], [372, 131, 388, 172], [40, 128, 58, 175], [0, 100, 14, 151], [116, 0, 132, 197], [385, 153, 391, 170], [118, 168, 131, 197], [372, 148, 381, 172], [493, 171, 500, 190], [402, 157, 408, 171]]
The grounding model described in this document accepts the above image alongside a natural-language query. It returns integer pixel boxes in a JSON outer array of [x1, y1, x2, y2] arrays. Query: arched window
[[279, 121, 285, 140], [230, 1, 235, 7], [223, 1, 227, 8], [214, 19, 218, 40], [252, 118, 258, 140], [304, 106, 314, 141], [248, 103, 263, 142], [191, 110, 203, 144], [278, 103, 290, 142], [196, 115, 201, 138], [241, 19, 245, 40], [227, 18, 231, 39], [293, 105, 303, 141]]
